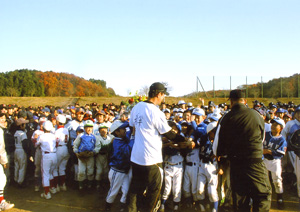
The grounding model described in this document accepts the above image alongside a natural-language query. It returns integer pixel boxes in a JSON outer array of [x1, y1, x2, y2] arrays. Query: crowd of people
[[0, 84, 300, 212]]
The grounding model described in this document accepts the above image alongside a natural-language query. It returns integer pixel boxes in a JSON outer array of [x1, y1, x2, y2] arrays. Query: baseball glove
[[76, 151, 94, 159]]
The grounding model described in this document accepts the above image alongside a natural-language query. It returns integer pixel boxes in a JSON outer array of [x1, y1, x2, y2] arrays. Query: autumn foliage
[[0, 69, 115, 97]]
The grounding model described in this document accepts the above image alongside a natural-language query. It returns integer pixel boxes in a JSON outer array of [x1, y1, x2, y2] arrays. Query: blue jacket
[[109, 136, 134, 173], [78, 133, 96, 153], [263, 131, 287, 160]]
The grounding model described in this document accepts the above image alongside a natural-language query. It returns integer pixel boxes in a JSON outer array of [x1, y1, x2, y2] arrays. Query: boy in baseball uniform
[[95, 123, 112, 190], [14, 118, 30, 187], [36, 121, 58, 200], [105, 120, 134, 212], [31, 117, 47, 192], [160, 121, 184, 212], [73, 120, 100, 190], [55, 114, 69, 191], [263, 117, 287, 209]]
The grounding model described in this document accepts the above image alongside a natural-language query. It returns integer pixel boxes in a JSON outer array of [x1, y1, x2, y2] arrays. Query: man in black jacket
[[214, 89, 271, 212]]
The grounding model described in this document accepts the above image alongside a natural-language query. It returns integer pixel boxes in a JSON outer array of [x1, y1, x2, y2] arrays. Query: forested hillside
[[188, 74, 300, 98], [0, 69, 116, 97]]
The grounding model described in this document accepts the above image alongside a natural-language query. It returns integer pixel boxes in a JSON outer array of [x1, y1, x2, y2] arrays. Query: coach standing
[[128, 82, 186, 212], [214, 89, 271, 212]]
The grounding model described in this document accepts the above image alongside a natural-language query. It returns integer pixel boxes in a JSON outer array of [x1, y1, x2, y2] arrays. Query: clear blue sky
[[0, 1, 299, 96]]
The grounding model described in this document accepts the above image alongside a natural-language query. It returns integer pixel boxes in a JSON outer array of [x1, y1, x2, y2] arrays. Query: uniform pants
[[128, 162, 163, 212], [95, 153, 109, 181], [106, 168, 132, 204], [78, 156, 94, 181], [263, 158, 283, 194], [14, 149, 27, 184], [56, 146, 69, 176], [197, 161, 219, 202], [41, 152, 57, 187], [162, 163, 183, 203], [0, 165, 6, 196], [230, 161, 272, 212], [183, 164, 199, 201]]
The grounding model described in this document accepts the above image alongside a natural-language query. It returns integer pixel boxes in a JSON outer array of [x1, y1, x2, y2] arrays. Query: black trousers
[[230, 161, 272, 212], [127, 162, 163, 212]]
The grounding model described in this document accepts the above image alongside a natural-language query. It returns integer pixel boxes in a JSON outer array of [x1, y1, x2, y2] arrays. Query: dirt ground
[[3, 176, 300, 212]]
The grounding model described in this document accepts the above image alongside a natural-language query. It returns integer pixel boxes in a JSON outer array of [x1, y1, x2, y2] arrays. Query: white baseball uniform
[[162, 152, 184, 203], [14, 130, 28, 185], [55, 127, 70, 177], [31, 129, 44, 178], [36, 133, 57, 187]]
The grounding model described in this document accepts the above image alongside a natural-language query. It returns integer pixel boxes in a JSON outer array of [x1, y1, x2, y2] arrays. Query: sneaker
[[56, 185, 60, 192], [174, 205, 179, 211], [60, 183, 67, 191], [199, 203, 205, 212], [34, 185, 40, 192], [49, 187, 57, 194], [0, 200, 15, 211], [41, 192, 52, 200]]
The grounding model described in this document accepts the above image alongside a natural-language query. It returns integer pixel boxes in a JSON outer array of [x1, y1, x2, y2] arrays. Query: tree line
[[187, 74, 300, 98], [0, 69, 116, 97]]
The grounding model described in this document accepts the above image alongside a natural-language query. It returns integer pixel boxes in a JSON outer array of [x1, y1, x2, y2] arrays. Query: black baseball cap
[[149, 82, 169, 95]]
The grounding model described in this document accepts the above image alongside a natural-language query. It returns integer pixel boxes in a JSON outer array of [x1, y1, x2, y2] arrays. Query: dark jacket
[[217, 103, 265, 162]]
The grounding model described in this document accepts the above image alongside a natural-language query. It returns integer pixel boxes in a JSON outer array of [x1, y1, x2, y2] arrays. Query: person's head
[[206, 121, 218, 141], [0, 113, 6, 128], [271, 117, 285, 136], [84, 120, 94, 135], [42, 107, 51, 117], [192, 108, 206, 125], [180, 121, 192, 135], [275, 108, 285, 119], [228, 89, 246, 106], [39, 117, 48, 130], [98, 123, 109, 138], [148, 82, 169, 105], [163, 108, 171, 120], [16, 117, 29, 130], [294, 106, 300, 122], [110, 120, 128, 139], [95, 110, 105, 123], [75, 107, 85, 122], [120, 111, 129, 122], [178, 100, 186, 110], [76, 126, 84, 135], [283, 113, 292, 123], [56, 114, 66, 126], [168, 121, 181, 134], [43, 120, 53, 133]]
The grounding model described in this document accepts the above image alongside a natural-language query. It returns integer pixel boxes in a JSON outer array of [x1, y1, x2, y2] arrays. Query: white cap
[[43, 120, 54, 131], [271, 117, 285, 128], [84, 120, 94, 127], [56, 114, 66, 124], [208, 113, 222, 121], [39, 117, 48, 124], [187, 102, 193, 107], [178, 100, 186, 105], [206, 121, 218, 134], [192, 108, 205, 116], [110, 120, 125, 133]]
